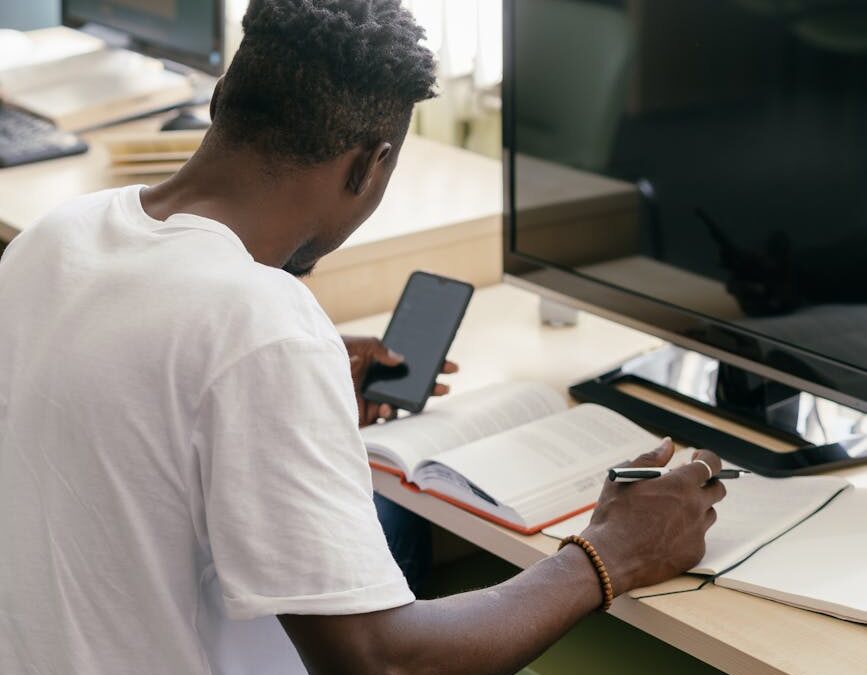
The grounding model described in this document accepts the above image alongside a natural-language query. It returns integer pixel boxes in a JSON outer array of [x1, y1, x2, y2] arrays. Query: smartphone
[[362, 271, 474, 413]]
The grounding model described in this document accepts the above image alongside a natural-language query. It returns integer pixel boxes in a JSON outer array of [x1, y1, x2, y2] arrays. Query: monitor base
[[570, 346, 867, 477], [160, 108, 211, 132]]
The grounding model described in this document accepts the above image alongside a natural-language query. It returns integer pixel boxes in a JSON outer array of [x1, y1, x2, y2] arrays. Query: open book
[[0, 49, 192, 132], [361, 381, 660, 534], [545, 457, 862, 622]]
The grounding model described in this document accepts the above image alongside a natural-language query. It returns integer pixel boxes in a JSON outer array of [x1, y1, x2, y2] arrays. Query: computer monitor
[[62, 0, 224, 75], [502, 0, 867, 474]]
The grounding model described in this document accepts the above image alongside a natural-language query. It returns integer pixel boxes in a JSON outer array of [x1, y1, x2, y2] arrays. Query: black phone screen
[[362, 271, 473, 413]]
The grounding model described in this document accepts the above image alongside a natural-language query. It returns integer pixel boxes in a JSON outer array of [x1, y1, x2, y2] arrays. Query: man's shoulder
[[16, 186, 133, 250], [203, 262, 343, 353], [41, 186, 130, 225], [249, 264, 338, 341]]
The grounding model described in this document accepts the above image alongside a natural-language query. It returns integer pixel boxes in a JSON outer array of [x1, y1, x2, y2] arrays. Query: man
[[0, 1, 725, 674]]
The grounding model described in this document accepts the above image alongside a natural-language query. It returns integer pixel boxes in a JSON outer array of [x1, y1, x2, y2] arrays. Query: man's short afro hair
[[212, 0, 437, 165]]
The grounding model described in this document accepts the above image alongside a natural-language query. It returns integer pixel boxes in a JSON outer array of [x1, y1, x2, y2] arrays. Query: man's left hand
[[342, 336, 458, 427]]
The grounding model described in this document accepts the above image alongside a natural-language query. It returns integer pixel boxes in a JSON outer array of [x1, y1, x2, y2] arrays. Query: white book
[[717, 487, 867, 623], [0, 49, 192, 132], [362, 381, 661, 533], [0, 26, 104, 73]]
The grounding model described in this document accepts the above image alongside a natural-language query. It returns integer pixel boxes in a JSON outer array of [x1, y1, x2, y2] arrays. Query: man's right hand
[[579, 439, 726, 595]]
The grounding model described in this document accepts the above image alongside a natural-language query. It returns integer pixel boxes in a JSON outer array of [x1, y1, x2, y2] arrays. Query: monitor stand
[[569, 345, 867, 476], [160, 108, 211, 132]]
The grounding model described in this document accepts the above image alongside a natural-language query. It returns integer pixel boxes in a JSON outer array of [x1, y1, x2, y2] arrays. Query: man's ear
[[347, 142, 393, 195], [209, 77, 225, 122]]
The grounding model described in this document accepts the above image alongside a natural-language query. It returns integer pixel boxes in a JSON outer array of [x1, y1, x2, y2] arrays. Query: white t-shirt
[[0, 186, 414, 674]]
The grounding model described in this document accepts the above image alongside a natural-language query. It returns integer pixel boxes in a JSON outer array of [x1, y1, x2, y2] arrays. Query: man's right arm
[[279, 443, 726, 675]]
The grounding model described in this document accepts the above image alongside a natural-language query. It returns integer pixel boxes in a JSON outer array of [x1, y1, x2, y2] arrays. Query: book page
[[418, 404, 659, 526], [718, 487, 867, 623], [361, 381, 566, 476], [544, 460, 849, 576]]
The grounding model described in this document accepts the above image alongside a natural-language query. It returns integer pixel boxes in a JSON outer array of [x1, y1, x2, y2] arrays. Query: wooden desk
[[337, 283, 867, 675], [0, 116, 504, 321]]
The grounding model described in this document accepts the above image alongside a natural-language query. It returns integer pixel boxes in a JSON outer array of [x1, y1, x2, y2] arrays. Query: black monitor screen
[[63, 0, 222, 73], [507, 0, 867, 404]]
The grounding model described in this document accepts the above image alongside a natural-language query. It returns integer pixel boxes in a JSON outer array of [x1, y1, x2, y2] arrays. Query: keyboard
[[0, 105, 88, 168]]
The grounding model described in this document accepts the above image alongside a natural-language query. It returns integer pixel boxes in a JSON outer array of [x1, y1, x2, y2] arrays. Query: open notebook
[[361, 381, 660, 534], [545, 459, 863, 623], [718, 487, 867, 623]]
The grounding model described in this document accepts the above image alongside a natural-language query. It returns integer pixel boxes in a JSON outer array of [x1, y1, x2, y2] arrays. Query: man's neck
[[140, 145, 315, 268]]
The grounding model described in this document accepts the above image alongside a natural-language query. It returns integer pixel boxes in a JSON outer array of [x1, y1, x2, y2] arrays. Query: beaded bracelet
[[558, 535, 615, 611]]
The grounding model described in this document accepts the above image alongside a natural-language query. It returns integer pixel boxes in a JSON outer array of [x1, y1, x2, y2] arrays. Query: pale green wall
[[0, 1, 59, 30]]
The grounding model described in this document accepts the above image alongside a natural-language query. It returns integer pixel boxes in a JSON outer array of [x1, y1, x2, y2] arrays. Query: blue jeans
[[374, 493, 432, 595]]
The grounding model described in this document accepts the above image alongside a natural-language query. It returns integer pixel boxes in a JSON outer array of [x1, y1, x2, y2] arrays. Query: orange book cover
[[369, 461, 594, 535]]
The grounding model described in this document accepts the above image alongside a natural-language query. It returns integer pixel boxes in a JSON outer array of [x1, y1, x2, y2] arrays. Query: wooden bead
[[558, 535, 614, 611]]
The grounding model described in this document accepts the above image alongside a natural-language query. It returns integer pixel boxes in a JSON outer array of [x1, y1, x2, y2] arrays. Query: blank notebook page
[[719, 488, 867, 623]]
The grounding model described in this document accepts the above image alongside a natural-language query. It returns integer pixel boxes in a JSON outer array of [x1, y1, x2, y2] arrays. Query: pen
[[608, 467, 751, 483]]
